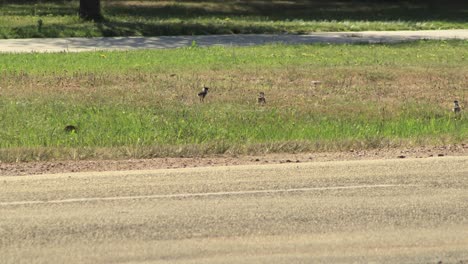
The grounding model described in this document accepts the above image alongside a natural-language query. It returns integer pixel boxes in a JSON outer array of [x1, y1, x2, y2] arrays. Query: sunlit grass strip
[[1, 103, 465, 148], [0, 42, 466, 161], [1, 41, 467, 74]]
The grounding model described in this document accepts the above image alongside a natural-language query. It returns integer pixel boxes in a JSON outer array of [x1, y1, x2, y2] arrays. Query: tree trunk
[[79, 0, 102, 21]]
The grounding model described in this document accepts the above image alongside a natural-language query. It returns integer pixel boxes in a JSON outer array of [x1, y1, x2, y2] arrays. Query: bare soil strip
[[1, 144, 466, 176]]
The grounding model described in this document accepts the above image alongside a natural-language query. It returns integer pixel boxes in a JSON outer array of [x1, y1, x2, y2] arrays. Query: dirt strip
[[1, 144, 466, 176]]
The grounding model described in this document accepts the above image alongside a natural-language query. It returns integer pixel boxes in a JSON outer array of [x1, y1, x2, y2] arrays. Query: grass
[[0, 40, 467, 161], [0, 0, 467, 39]]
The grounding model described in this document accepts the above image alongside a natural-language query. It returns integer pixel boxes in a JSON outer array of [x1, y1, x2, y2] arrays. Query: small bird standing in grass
[[198, 86, 209, 102], [453, 100, 461, 114], [258, 92, 266, 105]]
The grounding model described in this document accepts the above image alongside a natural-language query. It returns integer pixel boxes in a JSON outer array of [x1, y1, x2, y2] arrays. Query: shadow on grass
[[4, 0, 467, 22], [96, 20, 282, 37], [1, 0, 467, 38], [8, 24, 99, 38], [87, 0, 468, 37], [103, 0, 468, 22], [2, 20, 281, 39], [0, 2, 77, 16]]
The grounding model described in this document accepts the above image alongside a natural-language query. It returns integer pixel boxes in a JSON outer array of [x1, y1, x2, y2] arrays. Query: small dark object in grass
[[64, 125, 78, 133], [397, 155, 406, 159], [258, 92, 266, 105], [453, 100, 461, 114], [438, 153, 444, 157], [198, 86, 209, 102], [37, 19, 43, 32]]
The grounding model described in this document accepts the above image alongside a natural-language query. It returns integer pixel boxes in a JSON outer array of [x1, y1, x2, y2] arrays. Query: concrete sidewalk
[[0, 30, 467, 53]]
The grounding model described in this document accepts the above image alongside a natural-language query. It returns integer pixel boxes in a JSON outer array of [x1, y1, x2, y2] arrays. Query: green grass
[[1, 40, 467, 73], [0, 0, 467, 39], [0, 41, 467, 161]]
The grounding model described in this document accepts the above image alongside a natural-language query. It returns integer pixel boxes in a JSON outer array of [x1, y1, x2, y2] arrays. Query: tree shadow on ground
[[2, 0, 467, 38], [0, 2, 77, 16], [8, 24, 99, 38], [96, 19, 280, 36], [104, 0, 468, 22], [4, 0, 467, 22]]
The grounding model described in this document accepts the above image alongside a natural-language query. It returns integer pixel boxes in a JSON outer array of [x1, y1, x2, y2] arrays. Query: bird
[[64, 125, 78, 133], [198, 86, 209, 102], [258, 92, 266, 105], [453, 100, 461, 114]]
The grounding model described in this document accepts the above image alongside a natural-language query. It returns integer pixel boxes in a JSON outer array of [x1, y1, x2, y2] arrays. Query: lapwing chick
[[258, 92, 266, 105], [198, 86, 209, 102], [64, 125, 78, 133], [453, 100, 461, 114]]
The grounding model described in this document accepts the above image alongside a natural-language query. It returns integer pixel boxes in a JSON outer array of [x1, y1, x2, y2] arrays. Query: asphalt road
[[1, 156, 467, 263], [0, 30, 467, 53]]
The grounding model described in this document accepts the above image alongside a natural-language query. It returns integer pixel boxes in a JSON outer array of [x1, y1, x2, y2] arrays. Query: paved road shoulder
[[0, 30, 467, 53]]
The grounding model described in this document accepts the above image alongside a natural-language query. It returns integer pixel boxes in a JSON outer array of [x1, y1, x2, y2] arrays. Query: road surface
[[0, 30, 467, 53], [1, 156, 467, 263]]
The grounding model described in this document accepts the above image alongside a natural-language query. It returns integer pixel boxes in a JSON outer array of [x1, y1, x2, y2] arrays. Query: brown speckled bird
[[258, 92, 266, 105]]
